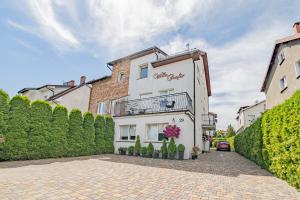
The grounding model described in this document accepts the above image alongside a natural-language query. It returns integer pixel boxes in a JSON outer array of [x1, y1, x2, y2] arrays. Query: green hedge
[[235, 90, 300, 190], [0, 89, 115, 161], [211, 137, 227, 148], [226, 136, 235, 151]]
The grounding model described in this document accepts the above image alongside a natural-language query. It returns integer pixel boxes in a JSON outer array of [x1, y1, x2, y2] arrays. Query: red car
[[216, 141, 231, 151]]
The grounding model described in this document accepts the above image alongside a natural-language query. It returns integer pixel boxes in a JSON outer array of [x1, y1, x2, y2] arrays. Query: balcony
[[201, 113, 216, 130], [113, 92, 193, 117]]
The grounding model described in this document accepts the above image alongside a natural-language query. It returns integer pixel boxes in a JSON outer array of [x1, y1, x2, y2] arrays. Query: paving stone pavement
[[0, 150, 299, 200]]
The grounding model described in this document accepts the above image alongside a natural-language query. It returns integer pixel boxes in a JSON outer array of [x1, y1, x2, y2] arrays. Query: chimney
[[80, 76, 86, 85], [293, 22, 300, 34], [67, 80, 75, 87]]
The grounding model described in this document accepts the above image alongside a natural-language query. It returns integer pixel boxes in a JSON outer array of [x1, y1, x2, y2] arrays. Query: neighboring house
[[18, 82, 73, 101], [261, 22, 300, 109], [48, 76, 91, 112], [236, 100, 266, 133], [110, 47, 215, 159]]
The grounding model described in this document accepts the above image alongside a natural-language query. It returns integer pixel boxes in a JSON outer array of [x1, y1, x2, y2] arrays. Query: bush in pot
[[168, 138, 176, 159], [161, 139, 168, 159], [153, 150, 160, 158], [177, 144, 185, 160], [118, 147, 127, 155], [128, 146, 134, 156], [141, 147, 147, 157], [147, 142, 154, 158], [134, 135, 141, 156]]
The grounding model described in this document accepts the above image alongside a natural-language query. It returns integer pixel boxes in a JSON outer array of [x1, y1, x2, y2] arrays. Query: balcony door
[[159, 89, 174, 110]]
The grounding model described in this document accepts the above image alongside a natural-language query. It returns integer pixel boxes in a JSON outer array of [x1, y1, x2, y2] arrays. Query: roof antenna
[[186, 43, 190, 51]]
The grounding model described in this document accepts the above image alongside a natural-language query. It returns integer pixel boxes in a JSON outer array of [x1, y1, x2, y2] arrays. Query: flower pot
[[162, 154, 168, 159], [135, 153, 140, 156], [168, 153, 175, 160], [128, 152, 134, 156], [191, 155, 197, 160], [178, 152, 184, 160], [153, 152, 159, 158], [119, 150, 126, 155]]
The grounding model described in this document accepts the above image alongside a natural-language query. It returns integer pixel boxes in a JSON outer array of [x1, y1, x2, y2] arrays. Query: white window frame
[[295, 60, 300, 78], [119, 125, 136, 141], [98, 102, 106, 115], [139, 64, 148, 79], [118, 71, 126, 83], [146, 123, 168, 142], [279, 76, 287, 92]]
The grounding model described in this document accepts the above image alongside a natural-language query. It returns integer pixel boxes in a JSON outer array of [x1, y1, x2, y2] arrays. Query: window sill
[[115, 140, 136, 143], [137, 77, 148, 80], [280, 86, 288, 93], [144, 140, 167, 143], [279, 58, 285, 65]]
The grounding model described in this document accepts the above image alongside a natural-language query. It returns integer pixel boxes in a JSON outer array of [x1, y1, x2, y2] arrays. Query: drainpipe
[[193, 59, 196, 147]]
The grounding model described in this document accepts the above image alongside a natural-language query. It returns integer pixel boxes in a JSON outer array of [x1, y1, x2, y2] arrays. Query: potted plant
[[128, 146, 134, 156], [161, 139, 168, 159], [168, 138, 176, 159], [147, 142, 154, 158], [191, 146, 200, 160], [163, 124, 181, 138], [177, 144, 185, 160], [141, 147, 147, 157], [118, 147, 127, 155], [134, 135, 141, 156], [153, 150, 160, 158]]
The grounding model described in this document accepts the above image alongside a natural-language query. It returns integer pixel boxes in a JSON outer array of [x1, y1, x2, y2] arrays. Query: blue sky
[[0, 0, 299, 129]]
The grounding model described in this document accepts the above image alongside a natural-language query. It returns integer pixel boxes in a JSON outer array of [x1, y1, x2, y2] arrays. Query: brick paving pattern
[[0, 150, 299, 200]]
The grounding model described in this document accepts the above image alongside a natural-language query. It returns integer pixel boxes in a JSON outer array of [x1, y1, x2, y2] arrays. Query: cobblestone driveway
[[0, 151, 299, 200]]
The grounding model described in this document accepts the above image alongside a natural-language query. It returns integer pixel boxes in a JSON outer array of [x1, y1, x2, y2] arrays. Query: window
[[98, 102, 106, 115], [248, 115, 255, 123], [118, 72, 126, 82], [120, 125, 136, 140], [140, 64, 148, 79], [147, 123, 168, 141], [279, 76, 287, 92], [295, 60, 300, 78], [278, 50, 285, 65]]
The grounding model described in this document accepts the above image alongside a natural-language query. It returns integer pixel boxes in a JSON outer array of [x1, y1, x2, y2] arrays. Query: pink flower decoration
[[163, 125, 181, 138]]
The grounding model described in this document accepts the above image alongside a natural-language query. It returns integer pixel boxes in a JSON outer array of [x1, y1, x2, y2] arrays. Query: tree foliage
[[82, 112, 96, 155], [226, 124, 236, 137]]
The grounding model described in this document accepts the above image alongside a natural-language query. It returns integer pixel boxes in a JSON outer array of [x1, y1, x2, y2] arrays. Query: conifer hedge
[[234, 90, 300, 190], [94, 115, 106, 154], [83, 112, 96, 155], [0, 89, 115, 162], [2, 96, 30, 160]]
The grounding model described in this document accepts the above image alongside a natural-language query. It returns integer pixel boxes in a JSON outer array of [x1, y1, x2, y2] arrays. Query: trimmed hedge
[[2, 96, 30, 160], [0, 89, 9, 137], [226, 136, 235, 152], [67, 109, 84, 157], [94, 115, 106, 154], [235, 90, 300, 190], [82, 112, 96, 155], [27, 100, 53, 159], [104, 115, 114, 153]]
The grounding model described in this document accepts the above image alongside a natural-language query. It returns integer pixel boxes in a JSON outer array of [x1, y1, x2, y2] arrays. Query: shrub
[[94, 115, 105, 154], [161, 139, 168, 158], [49, 105, 68, 158], [147, 142, 154, 157], [128, 146, 134, 156], [226, 136, 235, 152], [118, 147, 127, 155], [177, 144, 185, 152], [0, 89, 9, 136], [212, 137, 226, 148], [168, 138, 176, 159], [27, 100, 53, 159], [104, 115, 114, 153], [141, 147, 147, 157], [2, 96, 30, 160], [82, 112, 96, 155], [67, 109, 84, 157], [134, 135, 141, 156]]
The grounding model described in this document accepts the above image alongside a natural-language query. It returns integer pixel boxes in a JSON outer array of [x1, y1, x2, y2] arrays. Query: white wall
[[114, 112, 194, 159], [23, 86, 69, 101], [50, 85, 91, 112]]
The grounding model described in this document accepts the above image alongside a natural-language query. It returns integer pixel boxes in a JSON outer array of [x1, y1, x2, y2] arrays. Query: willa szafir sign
[[153, 72, 184, 81]]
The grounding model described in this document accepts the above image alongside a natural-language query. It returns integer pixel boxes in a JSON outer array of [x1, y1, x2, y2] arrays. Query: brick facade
[[89, 59, 130, 115]]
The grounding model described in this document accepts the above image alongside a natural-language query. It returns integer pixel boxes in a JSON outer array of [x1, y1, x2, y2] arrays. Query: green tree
[[83, 112, 96, 155], [67, 109, 84, 156], [2, 95, 30, 160], [168, 138, 177, 159], [27, 100, 52, 159], [94, 115, 105, 154], [226, 124, 236, 137], [161, 139, 168, 158], [147, 142, 154, 157], [49, 105, 68, 158], [104, 115, 114, 153], [134, 135, 141, 155], [215, 130, 226, 138]]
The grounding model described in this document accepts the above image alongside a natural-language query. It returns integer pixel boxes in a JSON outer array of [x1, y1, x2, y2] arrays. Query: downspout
[[193, 59, 196, 147]]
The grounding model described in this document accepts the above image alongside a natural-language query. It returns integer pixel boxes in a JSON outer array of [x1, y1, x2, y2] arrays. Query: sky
[[0, 0, 299, 130]]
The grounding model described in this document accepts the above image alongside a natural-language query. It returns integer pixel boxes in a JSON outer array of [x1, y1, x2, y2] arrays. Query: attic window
[[118, 72, 126, 83], [278, 51, 285, 65], [279, 76, 287, 92]]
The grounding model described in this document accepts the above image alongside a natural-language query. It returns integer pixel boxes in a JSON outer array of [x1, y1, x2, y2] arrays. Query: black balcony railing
[[113, 92, 193, 117]]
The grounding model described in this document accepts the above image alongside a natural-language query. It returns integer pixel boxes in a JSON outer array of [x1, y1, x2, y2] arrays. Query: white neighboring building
[[112, 48, 215, 159], [236, 100, 266, 133]]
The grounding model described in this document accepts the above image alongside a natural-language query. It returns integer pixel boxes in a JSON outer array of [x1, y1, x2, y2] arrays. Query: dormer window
[[279, 76, 287, 92], [278, 50, 285, 65], [118, 72, 126, 83], [139, 64, 148, 79]]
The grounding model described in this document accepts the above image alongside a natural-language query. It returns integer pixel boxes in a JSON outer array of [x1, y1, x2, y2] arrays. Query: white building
[[112, 48, 215, 159], [236, 100, 266, 133]]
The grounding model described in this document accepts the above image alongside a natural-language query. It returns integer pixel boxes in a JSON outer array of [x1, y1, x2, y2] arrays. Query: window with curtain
[[120, 125, 136, 140], [147, 123, 168, 141]]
